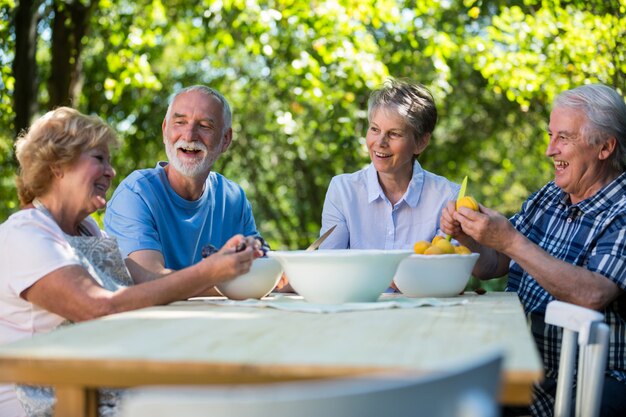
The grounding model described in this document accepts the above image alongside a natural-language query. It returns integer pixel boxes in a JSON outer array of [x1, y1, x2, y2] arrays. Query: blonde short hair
[[15, 107, 118, 206]]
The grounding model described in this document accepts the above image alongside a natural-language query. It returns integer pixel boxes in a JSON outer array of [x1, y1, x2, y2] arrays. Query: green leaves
[[2, 0, 624, 249], [473, 2, 625, 108]]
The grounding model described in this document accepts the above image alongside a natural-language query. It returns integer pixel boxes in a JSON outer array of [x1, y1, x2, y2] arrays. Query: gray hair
[[554, 84, 626, 172], [367, 79, 437, 144], [165, 85, 232, 130]]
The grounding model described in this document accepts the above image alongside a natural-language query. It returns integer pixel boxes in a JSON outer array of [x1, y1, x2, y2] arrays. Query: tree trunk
[[12, 0, 42, 137], [48, 0, 93, 109]]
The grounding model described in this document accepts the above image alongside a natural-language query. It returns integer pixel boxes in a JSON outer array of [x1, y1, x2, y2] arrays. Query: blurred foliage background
[[1, 0, 625, 262]]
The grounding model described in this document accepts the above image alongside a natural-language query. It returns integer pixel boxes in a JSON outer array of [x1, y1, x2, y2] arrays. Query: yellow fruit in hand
[[424, 245, 446, 255], [454, 245, 472, 255], [413, 240, 431, 254], [434, 238, 456, 254], [431, 235, 445, 245], [456, 196, 479, 211]]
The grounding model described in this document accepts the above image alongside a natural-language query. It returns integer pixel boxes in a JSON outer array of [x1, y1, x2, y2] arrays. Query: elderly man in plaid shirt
[[441, 83, 626, 417]]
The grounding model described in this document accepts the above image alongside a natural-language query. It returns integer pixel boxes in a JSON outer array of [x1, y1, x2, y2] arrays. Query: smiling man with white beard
[[104, 85, 263, 285]]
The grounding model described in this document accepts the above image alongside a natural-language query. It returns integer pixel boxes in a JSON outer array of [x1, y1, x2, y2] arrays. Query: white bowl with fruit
[[393, 237, 479, 297]]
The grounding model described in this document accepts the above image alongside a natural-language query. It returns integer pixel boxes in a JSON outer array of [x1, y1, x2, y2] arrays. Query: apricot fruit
[[431, 235, 445, 245], [413, 240, 431, 254], [454, 245, 472, 255], [456, 196, 479, 211], [412, 240, 474, 256], [424, 245, 446, 255], [434, 238, 456, 254]]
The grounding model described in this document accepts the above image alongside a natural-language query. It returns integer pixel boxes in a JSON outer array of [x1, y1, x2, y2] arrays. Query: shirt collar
[[366, 164, 381, 203], [555, 171, 626, 213], [366, 161, 425, 207], [578, 171, 626, 213]]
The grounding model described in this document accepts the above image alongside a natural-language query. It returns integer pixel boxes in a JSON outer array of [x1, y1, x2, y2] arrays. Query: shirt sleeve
[[240, 191, 260, 238], [587, 224, 626, 289], [104, 182, 163, 257], [1, 212, 81, 296], [319, 176, 350, 249]]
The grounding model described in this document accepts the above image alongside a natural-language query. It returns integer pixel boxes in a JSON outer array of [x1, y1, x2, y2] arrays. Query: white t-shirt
[[0, 209, 102, 416]]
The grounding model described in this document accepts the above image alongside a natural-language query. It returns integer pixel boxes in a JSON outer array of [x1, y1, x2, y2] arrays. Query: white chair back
[[545, 300, 610, 417], [120, 351, 503, 417]]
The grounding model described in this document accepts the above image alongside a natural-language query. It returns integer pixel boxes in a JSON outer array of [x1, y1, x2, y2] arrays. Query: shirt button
[[566, 217, 572, 223]]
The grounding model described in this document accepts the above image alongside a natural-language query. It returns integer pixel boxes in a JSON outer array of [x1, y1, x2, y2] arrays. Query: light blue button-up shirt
[[319, 161, 459, 250]]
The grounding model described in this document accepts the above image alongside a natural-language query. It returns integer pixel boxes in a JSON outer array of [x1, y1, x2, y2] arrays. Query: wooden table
[[0, 292, 543, 417]]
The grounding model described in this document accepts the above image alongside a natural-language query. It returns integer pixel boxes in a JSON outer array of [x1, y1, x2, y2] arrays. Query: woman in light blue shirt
[[320, 79, 459, 249]]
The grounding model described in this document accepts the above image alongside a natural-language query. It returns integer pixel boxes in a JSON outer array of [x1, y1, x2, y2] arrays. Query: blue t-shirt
[[104, 162, 259, 270]]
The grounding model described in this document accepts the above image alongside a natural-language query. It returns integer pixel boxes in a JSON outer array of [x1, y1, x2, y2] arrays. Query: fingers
[[229, 236, 265, 258], [477, 204, 500, 217], [223, 249, 255, 278], [443, 200, 457, 216], [274, 273, 289, 290], [448, 203, 491, 245], [221, 234, 245, 252], [232, 244, 256, 264], [440, 200, 462, 237], [455, 205, 482, 220], [223, 237, 257, 268], [209, 236, 256, 275], [211, 235, 265, 259], [235, 256, 254, 275], [454, 204, 512, 251], [243, 236, 265, 258]]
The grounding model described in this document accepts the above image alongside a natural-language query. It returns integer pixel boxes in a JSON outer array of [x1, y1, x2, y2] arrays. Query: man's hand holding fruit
[[440, 196, 518, 255]]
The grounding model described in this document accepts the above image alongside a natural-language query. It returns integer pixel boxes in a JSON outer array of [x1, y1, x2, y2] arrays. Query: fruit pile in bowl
[[267, 249, 412, 304], [393, 236, 479, 297], [412, 236, 472, 255]]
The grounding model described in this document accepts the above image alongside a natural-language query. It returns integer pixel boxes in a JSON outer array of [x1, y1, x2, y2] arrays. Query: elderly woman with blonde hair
[[0, 107, 261, 417]]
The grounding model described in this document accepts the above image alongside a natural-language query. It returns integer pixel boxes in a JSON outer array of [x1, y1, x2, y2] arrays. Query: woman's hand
[[199, 235, 258, 283], [274, 273, 295, 293]]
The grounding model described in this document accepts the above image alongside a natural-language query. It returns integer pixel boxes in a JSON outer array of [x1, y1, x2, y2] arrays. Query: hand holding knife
[[445, 175, 468, 242]]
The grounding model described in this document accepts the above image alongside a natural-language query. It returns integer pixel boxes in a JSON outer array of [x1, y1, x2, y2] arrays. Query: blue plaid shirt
[[506, 173, 626, 414]]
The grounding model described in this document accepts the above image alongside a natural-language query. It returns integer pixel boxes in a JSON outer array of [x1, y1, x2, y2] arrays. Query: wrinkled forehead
[[369, 105, 410, 130], [549, 106, 587, 133], [169, 91, 225, 121], [370, 103, 400, 119]]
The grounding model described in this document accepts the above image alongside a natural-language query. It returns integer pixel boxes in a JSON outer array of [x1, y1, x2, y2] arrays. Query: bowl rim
[[267, 249, 414, 258], [403, 252, 480, 260]]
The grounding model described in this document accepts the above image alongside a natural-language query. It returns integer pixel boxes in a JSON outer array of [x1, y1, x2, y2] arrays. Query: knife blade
[[306, 225, 337, 251], [445, 176, 468, 241], [457, 175, 468, 201]]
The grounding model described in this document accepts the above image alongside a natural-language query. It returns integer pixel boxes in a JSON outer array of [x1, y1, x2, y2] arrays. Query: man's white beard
[[165, 140, 212, 178]]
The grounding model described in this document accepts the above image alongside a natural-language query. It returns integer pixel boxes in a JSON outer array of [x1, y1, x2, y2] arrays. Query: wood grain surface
[[0, 292, 543, 417]]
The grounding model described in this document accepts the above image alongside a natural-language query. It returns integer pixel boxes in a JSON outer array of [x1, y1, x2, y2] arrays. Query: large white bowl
[[267, 250, 412, 304], [393, 253, 480, 297], [216, 257, 283, 300]]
